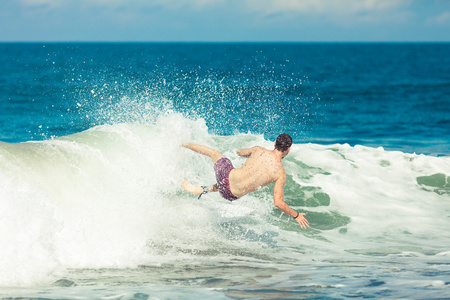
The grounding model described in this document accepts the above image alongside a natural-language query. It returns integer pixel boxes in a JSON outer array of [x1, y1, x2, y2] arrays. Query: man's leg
[[181, 181, 218, 196], [182, 143, 225, 163], [182, 142, 223, 197]]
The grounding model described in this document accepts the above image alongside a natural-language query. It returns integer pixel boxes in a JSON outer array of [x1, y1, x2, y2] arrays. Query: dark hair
[[275, 133, 293, 152]]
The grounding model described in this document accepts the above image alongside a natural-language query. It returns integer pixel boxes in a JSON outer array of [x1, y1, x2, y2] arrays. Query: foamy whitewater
[[1, 114, 449, 298]]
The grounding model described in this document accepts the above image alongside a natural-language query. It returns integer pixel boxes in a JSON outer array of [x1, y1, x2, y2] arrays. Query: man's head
[[275, 133, 293, 154]]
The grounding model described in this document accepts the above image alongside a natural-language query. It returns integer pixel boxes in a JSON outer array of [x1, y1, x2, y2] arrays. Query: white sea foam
[[0, 114, 449, 286]]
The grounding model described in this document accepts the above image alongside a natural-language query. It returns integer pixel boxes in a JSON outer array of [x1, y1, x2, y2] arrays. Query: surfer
[[181, 133, 309, 229]]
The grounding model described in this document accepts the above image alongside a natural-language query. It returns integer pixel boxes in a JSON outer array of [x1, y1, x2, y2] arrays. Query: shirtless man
[[181, 133, 309, 229]]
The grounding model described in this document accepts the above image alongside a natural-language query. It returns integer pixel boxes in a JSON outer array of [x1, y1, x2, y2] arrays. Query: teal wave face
[[417, 173, 450, 195]]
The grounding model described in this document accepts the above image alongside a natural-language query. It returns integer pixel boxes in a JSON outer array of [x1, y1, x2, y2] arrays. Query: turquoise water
[[0, 43, 449, 299], [1, 43, 449, 155]]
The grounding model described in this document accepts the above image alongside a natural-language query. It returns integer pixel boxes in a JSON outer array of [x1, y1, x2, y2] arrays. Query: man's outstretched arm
[[273, 173, 309, 229]]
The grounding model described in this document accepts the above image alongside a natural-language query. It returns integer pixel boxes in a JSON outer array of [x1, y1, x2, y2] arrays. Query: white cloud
[[245, 0, 413, 22], [19, 0, 223, 10], [82, 0, 222, 10], [19, 0, 62, 9], [427, 11, 450, 25], [20, 0, 53, 5], [18, 0, 411, 20]]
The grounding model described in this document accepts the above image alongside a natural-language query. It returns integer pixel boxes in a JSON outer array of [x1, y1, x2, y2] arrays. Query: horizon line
[[1, 40, 450, 44]]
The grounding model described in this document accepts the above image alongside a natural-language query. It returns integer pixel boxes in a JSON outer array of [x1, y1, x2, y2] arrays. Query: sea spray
[[0, 114, 200, 285]]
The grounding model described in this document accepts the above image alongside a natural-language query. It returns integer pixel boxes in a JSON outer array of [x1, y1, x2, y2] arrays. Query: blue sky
[[1, 0, 450, 42]]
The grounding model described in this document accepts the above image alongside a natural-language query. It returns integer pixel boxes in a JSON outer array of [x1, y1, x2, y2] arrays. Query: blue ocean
[[0, 43, 449, 299]]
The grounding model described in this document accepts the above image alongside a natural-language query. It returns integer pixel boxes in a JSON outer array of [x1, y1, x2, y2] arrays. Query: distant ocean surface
[[1, 43, 449, 299]]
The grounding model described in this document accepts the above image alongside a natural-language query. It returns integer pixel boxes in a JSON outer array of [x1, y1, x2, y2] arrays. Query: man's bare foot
[[181, 180, 204, 195]]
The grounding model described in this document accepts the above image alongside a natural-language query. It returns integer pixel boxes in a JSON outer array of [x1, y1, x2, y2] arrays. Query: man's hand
[[295, 213, 309, 229]]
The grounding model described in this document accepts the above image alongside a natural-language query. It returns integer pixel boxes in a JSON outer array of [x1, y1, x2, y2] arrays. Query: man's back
[[229, 147, 284, 198]]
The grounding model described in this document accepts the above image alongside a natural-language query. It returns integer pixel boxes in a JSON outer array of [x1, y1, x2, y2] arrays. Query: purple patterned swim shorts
[[214, 158, 238, 201]]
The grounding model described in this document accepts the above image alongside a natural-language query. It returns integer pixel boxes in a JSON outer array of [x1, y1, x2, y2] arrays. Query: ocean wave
[[1, 114, 449, 286]]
